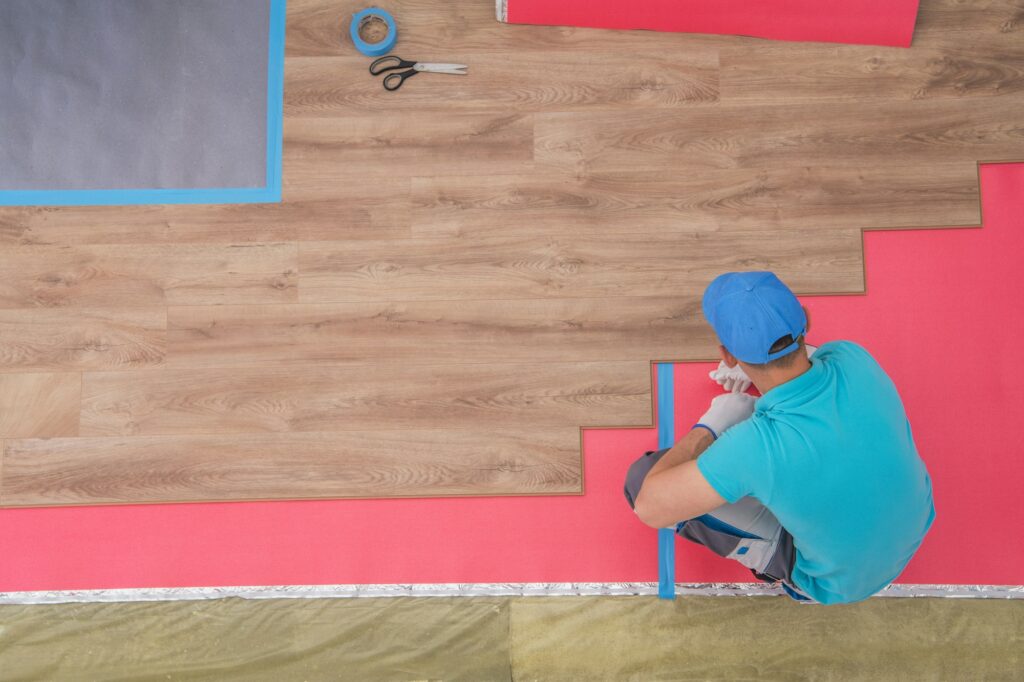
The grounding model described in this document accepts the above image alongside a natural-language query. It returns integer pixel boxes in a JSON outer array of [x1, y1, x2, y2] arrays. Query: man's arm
[[633, 428, 724, 528], [632, 392, 756, 528], [647, 426, 715, 478]]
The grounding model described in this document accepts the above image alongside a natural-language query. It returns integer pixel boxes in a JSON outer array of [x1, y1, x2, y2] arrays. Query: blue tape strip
[[0, 0, 286, 208], [349, 8, 397, 57], [656, 363, 676, 600], [0, 187, 278, 207], [264, 0, 286, 202]]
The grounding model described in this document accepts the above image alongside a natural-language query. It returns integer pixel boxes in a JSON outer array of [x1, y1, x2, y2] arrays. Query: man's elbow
[[633, 492, 675, 529]]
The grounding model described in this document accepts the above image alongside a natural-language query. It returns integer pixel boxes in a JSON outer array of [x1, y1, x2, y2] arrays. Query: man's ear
[[719, 344, 739, 368], [803, 305, 812, 335]]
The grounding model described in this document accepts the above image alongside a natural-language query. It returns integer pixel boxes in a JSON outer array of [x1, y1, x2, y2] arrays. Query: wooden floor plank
[[80, 361, 652, 437], [1, 428, 583, 506], [0, 308, 166, 372], [283, 114, 535, 190], [0, 197, 408, 247], [166, 297, 715, 369], [720, 44, 1024, 105], [0, 372, 80, 438], [298, 229, 863, 303], [0, 243, 297, 308], [914, 0, 1024, 53], [285, 49, 719, 116], [534, 96, 1024, 174], [411, 165, 981, 237]]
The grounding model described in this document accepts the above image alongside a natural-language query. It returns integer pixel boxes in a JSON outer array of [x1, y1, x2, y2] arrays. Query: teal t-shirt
[[696, 340, 935, 604]]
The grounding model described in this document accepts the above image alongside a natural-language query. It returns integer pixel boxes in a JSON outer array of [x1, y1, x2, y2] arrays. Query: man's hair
[[744, 335, 805, 371]]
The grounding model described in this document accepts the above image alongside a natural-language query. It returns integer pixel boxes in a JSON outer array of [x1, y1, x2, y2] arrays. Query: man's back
[[697, 340, 935, 604]]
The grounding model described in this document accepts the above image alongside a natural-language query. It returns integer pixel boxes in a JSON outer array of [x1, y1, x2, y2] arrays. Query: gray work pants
[[624, 448, 810, 600]]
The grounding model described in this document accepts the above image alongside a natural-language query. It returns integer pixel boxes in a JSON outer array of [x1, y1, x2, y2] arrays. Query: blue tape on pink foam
[[656, 363, 676, 599]]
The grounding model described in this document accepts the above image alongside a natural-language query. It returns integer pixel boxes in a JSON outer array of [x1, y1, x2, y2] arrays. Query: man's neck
[[749, 355, 813, 395]]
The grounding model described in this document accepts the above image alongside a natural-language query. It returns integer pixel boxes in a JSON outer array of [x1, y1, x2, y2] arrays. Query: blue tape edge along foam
[[350, 8, 397, 57], [0, 187, 277, 207], [656, 363, 677, 600]]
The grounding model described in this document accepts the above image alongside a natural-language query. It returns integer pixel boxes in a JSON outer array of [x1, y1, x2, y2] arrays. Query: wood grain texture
[[0, 243, 297, 308], [914, 0, 1024, 53], [79, 361, 652, 436], [298, 229, 863, 303], [0, 373, 80, 438], [2, 0, 1022, 505], [166, 297, 714, 370], [0, 308, 165, 372], [535, 97, 1024, 174], [411, 165, 981, 236], [283, 114, 534, 193], [0, 428, 582, 505], [721, 45, 1024, 104], [0, 198, 407, 247], [286, 50, 719, 115]]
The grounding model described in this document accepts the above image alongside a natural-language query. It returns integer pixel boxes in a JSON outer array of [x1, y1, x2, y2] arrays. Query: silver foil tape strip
[[2, 582, 1022, 605], [496, 0, 508, 22]]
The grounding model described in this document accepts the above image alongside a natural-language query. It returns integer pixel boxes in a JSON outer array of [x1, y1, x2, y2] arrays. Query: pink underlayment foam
[[504, 0, 921, 48], [0, 163, 1020, 592]]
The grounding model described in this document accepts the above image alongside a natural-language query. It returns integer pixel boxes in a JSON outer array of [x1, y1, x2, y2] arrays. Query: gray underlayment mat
[[1, 595, 1022, 680], [0, 0, 270, 191]]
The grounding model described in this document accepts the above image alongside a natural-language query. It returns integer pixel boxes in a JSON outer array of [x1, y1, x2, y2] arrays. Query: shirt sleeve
[[696, 419, 772, 504]]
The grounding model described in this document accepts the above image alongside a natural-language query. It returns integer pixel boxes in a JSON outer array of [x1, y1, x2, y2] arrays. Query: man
[[623, 271, 935, 604]]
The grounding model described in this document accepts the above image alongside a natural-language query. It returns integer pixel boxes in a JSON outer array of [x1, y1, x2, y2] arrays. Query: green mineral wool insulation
[[0, 595, 1021, 681]]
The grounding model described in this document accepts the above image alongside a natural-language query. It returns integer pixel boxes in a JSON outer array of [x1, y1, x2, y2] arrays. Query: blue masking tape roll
[[350, 8, 397, 57]]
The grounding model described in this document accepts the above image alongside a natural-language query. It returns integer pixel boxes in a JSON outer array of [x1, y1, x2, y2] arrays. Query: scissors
[[369, 55, 468, 91]]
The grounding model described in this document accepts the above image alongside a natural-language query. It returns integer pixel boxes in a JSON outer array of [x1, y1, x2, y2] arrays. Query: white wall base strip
[[2, 582, 1022, 605]]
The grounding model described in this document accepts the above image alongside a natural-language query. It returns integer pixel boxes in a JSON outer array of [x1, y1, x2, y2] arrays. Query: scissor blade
[[415, 63, 468, 74]]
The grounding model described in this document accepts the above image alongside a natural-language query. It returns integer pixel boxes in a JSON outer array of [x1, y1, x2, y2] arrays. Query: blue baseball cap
[[702, 271, 807, 364]]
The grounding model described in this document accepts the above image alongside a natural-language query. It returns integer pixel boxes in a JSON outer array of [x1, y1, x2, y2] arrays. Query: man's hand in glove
[[709, 344, 819, 393], [694, 392, 757, 439]]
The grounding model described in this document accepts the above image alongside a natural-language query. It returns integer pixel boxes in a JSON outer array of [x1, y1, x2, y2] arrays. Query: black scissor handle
[[369, 55, 416, 75], [382, 69, 417, 91]]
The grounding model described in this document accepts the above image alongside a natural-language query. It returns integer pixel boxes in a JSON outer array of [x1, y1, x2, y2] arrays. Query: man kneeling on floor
[[624, 271, 935, 604]]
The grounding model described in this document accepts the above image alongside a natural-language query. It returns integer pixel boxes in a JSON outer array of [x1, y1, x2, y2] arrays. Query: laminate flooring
[[1, 0, 1022, 506]]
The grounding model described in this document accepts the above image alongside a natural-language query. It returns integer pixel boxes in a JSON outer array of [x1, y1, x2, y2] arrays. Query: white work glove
[[695, 393, 757, 439], [709, 344, 819, 393], [707, 362, 753, 393]]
